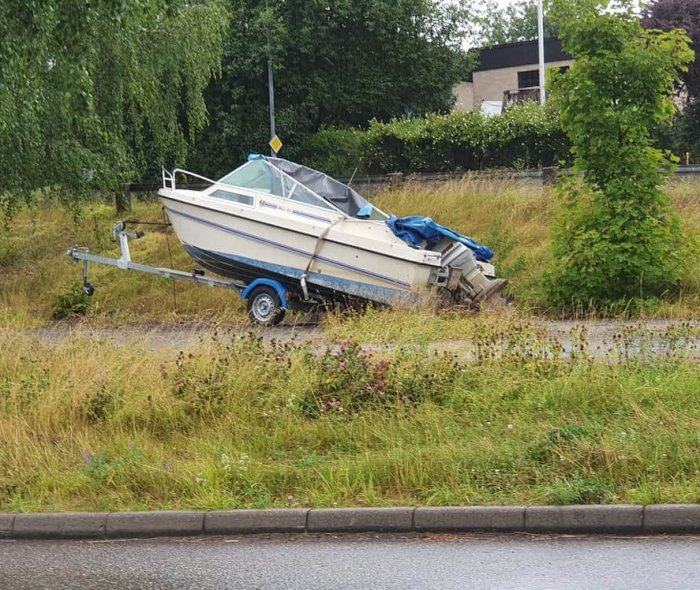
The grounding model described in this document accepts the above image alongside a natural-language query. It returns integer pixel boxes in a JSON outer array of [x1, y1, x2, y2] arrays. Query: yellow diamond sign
[[269, 135, 283, 154]]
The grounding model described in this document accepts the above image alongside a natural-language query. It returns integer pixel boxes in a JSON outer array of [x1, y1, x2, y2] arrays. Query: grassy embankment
[[1, 177, 700, 512], [2, 176, 700, 329], [1, 320, 699, 512]]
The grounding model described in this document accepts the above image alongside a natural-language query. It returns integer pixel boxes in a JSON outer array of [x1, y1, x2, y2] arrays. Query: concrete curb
[[414, 506, 526, 532], [13, 512, 108, 539], [1, 505, 699, 540], [307, 507, 414, 533], [205, 509, 308, 534], [644, 505, 700, 533], [525, 505, 643, 534], [106, 511, 205, 538]]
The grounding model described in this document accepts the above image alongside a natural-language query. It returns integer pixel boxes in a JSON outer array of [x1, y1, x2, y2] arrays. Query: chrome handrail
[[161, 167, 217, 191]]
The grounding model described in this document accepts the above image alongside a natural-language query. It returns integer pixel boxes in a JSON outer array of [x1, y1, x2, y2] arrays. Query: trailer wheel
[[247, 286, 286, 326]]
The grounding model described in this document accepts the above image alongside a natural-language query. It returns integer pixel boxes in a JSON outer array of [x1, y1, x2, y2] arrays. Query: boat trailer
[[67, 221, 295, 325]]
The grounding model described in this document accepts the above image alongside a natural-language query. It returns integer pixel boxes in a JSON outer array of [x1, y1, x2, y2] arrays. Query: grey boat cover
[[260, 154, 493, 261], [265, 156, 369, 217]]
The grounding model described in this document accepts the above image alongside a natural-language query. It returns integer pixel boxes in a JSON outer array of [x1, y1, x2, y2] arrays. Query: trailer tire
[[247, 286, 286, 326]]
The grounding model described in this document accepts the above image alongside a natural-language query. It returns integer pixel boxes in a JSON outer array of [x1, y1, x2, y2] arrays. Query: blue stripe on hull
[[183, 244, 415, 306], [163, 204, 414, 290]]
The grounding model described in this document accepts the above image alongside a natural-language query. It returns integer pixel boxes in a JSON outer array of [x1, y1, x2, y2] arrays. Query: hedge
[[294, 102, 571, 177]]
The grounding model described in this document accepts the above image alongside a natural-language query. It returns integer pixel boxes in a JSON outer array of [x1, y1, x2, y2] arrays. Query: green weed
[[1, 322, 699, 511]]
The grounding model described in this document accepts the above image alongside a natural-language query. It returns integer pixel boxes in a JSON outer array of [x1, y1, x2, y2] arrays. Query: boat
[[157, 155, 506, 323]]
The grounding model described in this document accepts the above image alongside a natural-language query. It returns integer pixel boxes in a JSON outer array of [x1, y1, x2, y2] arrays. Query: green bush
[[297, 102, 571, 176], [544, 0, 695, 309], [52, 284, 91, 320], [292, 128, 369, 178]]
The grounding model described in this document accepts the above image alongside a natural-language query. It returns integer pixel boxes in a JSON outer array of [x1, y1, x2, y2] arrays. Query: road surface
[[2, 533, 699, 589]]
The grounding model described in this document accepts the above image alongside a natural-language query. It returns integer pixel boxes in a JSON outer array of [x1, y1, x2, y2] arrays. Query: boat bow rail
[[162, 167, 217, 192]]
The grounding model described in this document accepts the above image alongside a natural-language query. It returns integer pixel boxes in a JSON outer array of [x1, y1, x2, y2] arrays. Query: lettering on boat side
[[260, 199, 331, 224]]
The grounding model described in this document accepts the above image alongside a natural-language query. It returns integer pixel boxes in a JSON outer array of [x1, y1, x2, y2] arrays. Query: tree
[[0, 0, 228, 209], [642, 0, 700, 99], [474, 0, 557, 46], [545, 0, 694, 308], [190, 0, 469, 177], [642, 0, 700, 160]]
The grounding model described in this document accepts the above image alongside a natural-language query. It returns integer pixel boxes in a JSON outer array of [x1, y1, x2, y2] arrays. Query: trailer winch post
[[118, 231, 131, 269]]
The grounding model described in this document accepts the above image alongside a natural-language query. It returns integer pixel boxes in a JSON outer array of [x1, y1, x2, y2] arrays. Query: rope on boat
[[300, 218, 343, 300], [161, 207, 178, 309]]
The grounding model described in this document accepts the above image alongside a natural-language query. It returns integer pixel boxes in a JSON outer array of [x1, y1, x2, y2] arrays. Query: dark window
[[518, 69, 539, 89], [211, 189, 254, 206]]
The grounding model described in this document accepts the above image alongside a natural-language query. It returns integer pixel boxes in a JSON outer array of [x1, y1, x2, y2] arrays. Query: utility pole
[[266, 0, 276, 156], [268, 60, 276, 156], [538, 0, 546, 105]]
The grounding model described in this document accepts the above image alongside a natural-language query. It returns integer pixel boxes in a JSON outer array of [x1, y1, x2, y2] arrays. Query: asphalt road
[[2, 533, 700, 590]]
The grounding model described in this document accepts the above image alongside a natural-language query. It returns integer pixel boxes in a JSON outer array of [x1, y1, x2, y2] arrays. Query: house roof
[[475, 38, 571, 72]]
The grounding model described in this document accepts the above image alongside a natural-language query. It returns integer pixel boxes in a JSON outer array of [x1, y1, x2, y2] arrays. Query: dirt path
[[14, 319, 700, 360]]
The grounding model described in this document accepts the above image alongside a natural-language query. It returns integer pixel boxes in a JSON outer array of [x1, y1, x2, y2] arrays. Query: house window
[[517, 69, 540, 89]]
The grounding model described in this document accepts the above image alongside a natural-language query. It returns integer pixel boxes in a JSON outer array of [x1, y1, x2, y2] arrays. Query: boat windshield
[[219, 160, 285, 196], [218, 161, 336, 211]]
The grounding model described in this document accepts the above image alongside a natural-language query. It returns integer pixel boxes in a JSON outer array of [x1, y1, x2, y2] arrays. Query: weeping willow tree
[[0, 0, 228, 210]]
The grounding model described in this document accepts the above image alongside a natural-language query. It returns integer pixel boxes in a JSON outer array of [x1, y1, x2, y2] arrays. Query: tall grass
[[2, 176, 700, 327], [373, 176, 700, 316], [0, 200, 244, 327], [1, 322, 699, 512]]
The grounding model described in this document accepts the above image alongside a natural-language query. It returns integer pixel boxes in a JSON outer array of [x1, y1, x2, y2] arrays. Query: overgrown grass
[[2, 176, 700, 330], [373, 176, 700, 316], [1, 321, 699, 512], [0, 198, 243, 327]]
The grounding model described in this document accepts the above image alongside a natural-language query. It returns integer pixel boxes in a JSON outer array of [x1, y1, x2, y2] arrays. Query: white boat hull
[[160, 194, 439, 305]]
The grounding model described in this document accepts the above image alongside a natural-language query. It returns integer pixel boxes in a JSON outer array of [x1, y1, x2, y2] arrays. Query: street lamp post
[[268, 59, 276, 156], [538, 0, 546, 105], [266, 0, 276, 156]]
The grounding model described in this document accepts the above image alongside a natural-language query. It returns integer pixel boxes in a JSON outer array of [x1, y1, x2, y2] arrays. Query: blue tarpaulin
[[386, 215, 493, 262]]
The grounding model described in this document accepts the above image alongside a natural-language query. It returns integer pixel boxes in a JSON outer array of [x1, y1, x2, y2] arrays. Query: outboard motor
[[436, 240, 508, 304]]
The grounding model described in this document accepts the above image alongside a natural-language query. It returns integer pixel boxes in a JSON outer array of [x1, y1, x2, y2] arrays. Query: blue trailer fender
[[241, 279, 289, 308]]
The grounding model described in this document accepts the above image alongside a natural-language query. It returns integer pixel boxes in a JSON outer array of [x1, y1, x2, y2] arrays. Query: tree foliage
[[642, 0, 700, 99], [190, 0, 469, 177], [545, 0, 694, 308], [0, 0, 228, 206], [474, 0, 557, 46], [642, 0, 700, 160]]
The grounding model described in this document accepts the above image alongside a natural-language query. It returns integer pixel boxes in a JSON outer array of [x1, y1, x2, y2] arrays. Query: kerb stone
[[307, 508, 414, 533], [644, 505, 700, 533], [13, 512, 107, 538], [526, 505, 643, 534], [205, 509, 308, 534], [0, 514, 16, 537], [414, 506, 525, 532], [106, 511, 204, 538]]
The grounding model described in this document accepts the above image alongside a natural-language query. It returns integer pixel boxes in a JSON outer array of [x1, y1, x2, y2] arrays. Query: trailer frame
[[66, 221, 293, 325]]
